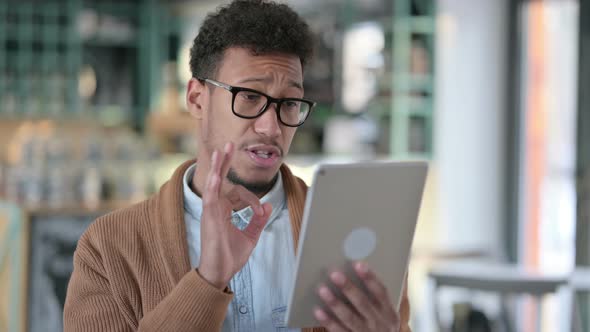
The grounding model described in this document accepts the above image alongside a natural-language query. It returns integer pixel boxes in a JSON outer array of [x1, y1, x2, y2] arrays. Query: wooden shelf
[[147, 111, 195, 136], [147, 111, 197, 153], [22, 201, 133, 217], [0, 199, 139, 217]]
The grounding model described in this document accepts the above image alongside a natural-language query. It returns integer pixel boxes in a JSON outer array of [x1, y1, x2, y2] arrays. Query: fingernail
[[224, 142, 232, 153], [318, 286, 334, 301], [330, 271, 346, 286], [314, 307, 327, 321], [356, 262, 369, 274]]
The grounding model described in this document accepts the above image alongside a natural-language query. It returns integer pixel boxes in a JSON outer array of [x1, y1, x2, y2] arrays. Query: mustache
[[240, 140, 284, 156]]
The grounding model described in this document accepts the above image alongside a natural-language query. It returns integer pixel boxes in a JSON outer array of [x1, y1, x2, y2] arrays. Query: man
[[64, 1, 411, 331]]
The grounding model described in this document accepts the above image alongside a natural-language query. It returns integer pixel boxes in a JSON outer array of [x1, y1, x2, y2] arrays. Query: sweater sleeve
[[137, 270, 233, 331], [64, 233, 233, 332]]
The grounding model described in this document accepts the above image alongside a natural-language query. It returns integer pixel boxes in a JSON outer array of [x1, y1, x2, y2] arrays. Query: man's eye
[[283, 101, 302, 112], [242, 93, 262, 101]]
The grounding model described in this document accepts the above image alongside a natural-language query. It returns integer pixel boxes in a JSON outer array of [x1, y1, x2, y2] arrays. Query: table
[[429, 261, 569, 332], [570, 267, 590, 332]]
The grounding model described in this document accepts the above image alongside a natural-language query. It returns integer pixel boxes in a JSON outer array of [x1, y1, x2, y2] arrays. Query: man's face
[[189, 47, 303, 193]]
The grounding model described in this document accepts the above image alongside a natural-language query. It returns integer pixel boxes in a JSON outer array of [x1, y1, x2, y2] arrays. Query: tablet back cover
[[286, 161, 428, 328]]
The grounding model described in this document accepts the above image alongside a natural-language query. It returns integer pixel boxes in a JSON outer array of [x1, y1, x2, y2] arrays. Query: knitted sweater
[[64, 160, 410, 331]]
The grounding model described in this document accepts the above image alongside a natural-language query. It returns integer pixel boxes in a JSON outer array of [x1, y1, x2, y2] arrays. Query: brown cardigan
[[64, 160, 411, 331]]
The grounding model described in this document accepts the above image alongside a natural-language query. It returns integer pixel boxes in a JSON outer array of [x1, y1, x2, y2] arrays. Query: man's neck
[[191, 160, 208, 199]]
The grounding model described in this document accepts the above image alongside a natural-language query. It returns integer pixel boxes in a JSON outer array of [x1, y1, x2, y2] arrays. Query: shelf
[[82, 37, 137, 48], [391, 0, 436, 159], [14, 201, 133, 217], [392, 74, 434, 93], [84, 3, 141, 18], [147, 111, 195, 137], [393, 16, 436, 34]]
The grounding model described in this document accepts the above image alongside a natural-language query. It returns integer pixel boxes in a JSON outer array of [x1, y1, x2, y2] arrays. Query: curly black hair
[[189, 0, 314, 79]]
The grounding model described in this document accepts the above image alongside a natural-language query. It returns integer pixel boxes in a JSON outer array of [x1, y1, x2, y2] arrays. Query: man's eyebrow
[[288, 80, 303, 90], [236, 77, 303, 90]]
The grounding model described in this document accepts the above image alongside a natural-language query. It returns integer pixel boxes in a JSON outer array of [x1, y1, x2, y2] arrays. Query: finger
[[230, 185, 264, 216], [329, 270, 381, 324], [207, 150, 219, 180], [313, 307, 350, 332], [317, 284, 365, 331], [204, 150, 221, 201], [213, 147, 224, 174], [355, 262, 392, 309], [219, 142, 234, 179], [242, 203, 272, 241]]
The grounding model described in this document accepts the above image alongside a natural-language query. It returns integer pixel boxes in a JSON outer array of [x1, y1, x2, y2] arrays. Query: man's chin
[[226, 168, 279, 195]]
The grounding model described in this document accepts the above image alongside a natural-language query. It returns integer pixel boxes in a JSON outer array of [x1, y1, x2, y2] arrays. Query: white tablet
[[286, 161, 428, 328]]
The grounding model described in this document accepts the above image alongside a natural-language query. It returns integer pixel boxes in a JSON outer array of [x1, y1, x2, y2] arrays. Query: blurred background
[[0, 0, 588, 331]]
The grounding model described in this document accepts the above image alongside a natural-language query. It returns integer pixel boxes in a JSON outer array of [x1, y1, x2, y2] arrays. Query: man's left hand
[[314, 261, 400, 332]]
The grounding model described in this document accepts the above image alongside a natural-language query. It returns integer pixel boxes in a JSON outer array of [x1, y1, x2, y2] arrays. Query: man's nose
[[253, 103, 282, 138]]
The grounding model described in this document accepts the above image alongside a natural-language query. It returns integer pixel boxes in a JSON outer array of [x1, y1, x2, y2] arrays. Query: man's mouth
[[251, 150, 274, 159], [245, 144, 282, 168]]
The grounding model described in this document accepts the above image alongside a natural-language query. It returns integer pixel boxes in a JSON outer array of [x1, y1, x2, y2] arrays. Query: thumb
[[243, 203, 272, 241]]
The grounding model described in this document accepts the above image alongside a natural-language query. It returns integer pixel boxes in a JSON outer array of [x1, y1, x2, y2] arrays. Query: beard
[[227, 168, 278, 195]]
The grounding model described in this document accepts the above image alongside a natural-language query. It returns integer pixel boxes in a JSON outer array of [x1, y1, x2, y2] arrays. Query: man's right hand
[[198, 142, 272, 289]]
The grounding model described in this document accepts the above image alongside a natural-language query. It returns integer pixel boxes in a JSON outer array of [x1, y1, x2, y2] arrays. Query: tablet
[[285, 161, 428, 328]]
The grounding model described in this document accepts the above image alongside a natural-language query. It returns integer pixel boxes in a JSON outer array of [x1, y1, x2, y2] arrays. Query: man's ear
[[186, 78, 206, 119]]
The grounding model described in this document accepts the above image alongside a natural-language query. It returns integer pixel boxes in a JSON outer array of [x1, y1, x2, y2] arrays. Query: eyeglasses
[[198, 77, 316, 127]]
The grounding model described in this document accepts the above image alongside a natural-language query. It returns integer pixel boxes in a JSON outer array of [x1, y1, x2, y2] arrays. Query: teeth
[[255, 151, 270, 159]]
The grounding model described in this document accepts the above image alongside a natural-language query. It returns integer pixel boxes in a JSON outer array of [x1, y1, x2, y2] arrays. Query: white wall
[[434, 0, 508, 258]]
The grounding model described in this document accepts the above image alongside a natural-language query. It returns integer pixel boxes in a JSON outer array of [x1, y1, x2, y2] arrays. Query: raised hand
[[198, 142, 273, 289]]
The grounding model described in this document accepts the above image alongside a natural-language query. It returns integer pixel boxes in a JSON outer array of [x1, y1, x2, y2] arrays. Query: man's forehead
[[237, 76, 303, 90], [218, 47, 303, 81]]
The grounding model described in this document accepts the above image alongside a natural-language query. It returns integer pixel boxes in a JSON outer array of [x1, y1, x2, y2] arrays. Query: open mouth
[[253, 150, 273, 158], [245, 145, 281, 168]]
